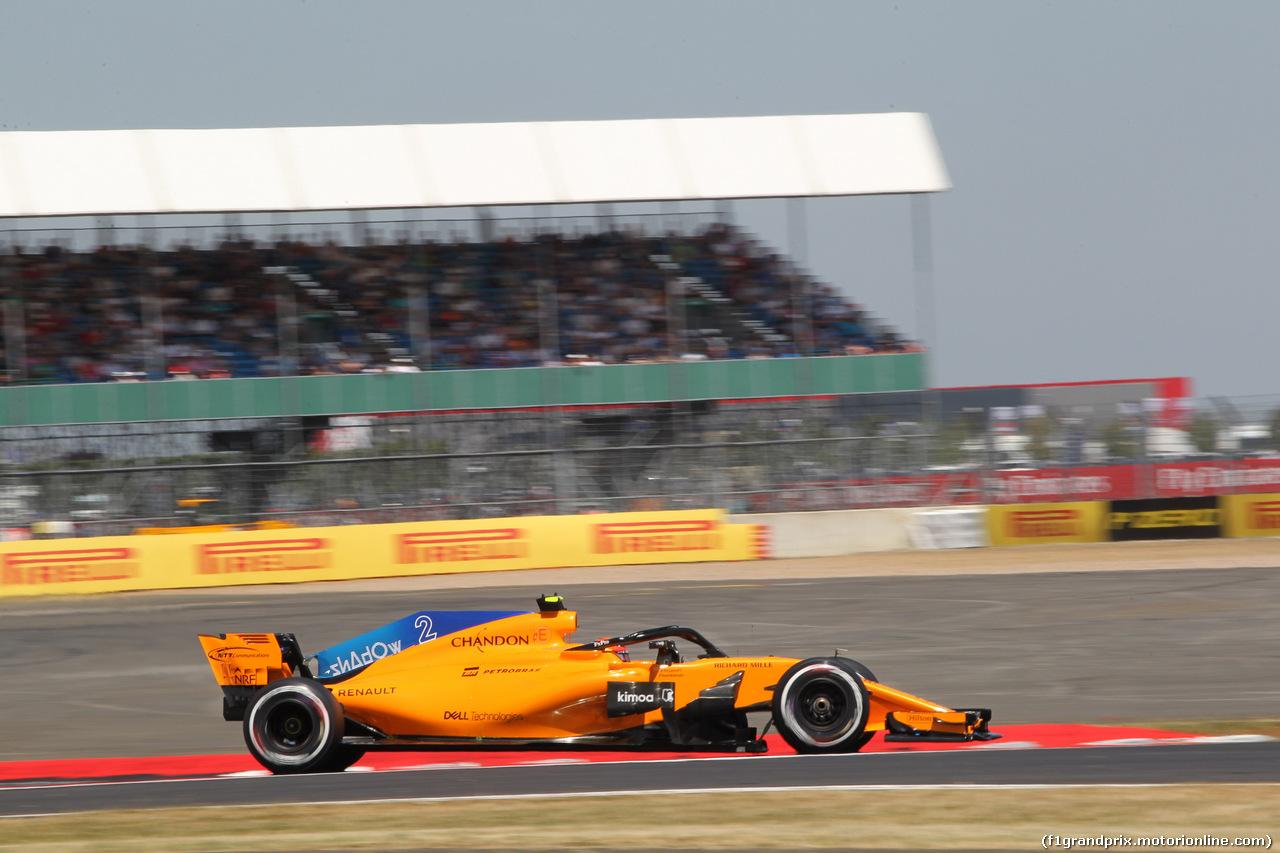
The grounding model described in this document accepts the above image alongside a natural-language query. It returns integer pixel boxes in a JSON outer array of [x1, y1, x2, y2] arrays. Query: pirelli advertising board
[[985, 502, 1109, 547], [988, 497, 1228, 546], [0, 509, 764, 598], [1108, 497, 1220, 541], [1220, 492, 1280, 538]]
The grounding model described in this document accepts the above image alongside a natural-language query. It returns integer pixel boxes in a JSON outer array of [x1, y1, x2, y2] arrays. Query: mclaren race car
[[198, 595, 998, 773]]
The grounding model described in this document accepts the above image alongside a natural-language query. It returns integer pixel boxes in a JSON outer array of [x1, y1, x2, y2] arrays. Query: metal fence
[[3, 392, 1279, 538], [2, 207, 725, 255]]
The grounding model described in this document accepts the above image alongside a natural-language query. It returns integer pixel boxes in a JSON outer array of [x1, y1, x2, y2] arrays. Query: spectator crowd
[[0, 224, 919, 384]]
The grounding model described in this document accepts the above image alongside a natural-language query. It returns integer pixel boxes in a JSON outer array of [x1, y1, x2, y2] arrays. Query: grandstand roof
[[0, 113, 949, 219]]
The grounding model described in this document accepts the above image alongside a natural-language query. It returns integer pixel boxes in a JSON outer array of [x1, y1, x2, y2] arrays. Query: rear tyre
[[773, 657, 871, 754], [320, 744, 367, 773], [243, 678, 345, 774]]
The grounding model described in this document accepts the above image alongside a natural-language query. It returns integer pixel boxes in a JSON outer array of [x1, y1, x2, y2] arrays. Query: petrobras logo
[[1006, 509, 1081, 539], [2, 547, 138, 585], [1249, 500, 1280, 529], [592, 519, 720, 554], [397, 528, 528, 564], [197, 539, 330, 575]]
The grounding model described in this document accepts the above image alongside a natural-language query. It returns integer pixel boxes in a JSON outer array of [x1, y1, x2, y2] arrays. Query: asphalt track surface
[[2, 742, 1278, 817], [2, 542, 1279, 816]]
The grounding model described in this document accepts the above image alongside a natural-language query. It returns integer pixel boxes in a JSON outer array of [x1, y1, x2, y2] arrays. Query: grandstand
[[0, 113, 948, 533], [0, 222, 913, 384]]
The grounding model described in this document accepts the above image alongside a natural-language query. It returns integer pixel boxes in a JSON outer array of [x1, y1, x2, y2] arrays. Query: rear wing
[[197, 632, 309, 720]]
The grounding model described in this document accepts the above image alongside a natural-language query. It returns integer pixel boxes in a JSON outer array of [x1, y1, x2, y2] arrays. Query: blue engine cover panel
[[313, 610, 527, 679]]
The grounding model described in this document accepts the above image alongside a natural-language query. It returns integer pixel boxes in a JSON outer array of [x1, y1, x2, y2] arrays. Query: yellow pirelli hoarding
[[0, 509, 765, 597], [985, 501, 1109, 547], [1220, 493, 1280, 538]]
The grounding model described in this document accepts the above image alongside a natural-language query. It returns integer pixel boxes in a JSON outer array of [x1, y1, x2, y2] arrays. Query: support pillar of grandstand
[[95, 215, 115, 247], [476, 208, 496, 242], [408, 284, 430, 370], [350, 209, 370, 245], [222, 212, 242, 244], [667, 274, 687, 361], [788, 197, 812, 356], [537, 277, 559, 366], [3, 280, 23, 385], [143, 283, 165, 381], [277, 284, 301, 377], [912, 194, 941, 427], [595, 202, 614, 233]]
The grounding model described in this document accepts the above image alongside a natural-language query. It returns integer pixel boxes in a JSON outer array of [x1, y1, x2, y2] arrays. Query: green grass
[[1127, 719, 1280, 739]]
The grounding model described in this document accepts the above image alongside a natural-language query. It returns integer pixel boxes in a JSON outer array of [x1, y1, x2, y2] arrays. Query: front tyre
[[773, 658, 871, 754], [243, 678, 345, 774]]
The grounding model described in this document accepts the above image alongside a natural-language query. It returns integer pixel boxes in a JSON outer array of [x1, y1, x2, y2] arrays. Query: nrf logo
[[197, 539, 331, 574], [398, 528, 528, 564], [1250, 501, 1280, 529], [2, 547, 139, 585], [593, 520, 720, 554], [1006, 509, 1081, 538]]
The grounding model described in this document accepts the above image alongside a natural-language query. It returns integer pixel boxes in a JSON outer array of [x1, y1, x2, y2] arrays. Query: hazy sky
[[3, 1, 1278, 399]]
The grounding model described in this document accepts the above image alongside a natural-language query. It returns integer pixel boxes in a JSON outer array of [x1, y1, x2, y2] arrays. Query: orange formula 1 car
[[198, 595, 999, 773]]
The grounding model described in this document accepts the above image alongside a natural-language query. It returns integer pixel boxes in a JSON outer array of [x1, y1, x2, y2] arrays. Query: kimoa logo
[[616, 687, 674, 703]]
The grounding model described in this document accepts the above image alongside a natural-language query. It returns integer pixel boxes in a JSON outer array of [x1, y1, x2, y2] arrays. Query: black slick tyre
[[320, 744, 367, 773], [243, 678, 345, 774], [772, 657, 871, 754]]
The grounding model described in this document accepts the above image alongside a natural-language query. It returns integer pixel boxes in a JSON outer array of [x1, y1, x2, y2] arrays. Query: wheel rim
[[797, 678, 847, 731], [249, 687, 330, 766], [264, 701, 316, 753], [779, 663, 864, 749]]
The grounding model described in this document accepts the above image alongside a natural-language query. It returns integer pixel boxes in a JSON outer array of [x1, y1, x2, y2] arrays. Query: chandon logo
[[451, 634, 530, 648]]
